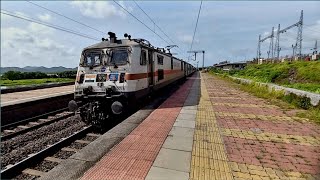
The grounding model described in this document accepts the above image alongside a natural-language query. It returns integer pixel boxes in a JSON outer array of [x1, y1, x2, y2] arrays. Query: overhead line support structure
[[258, 10, 303, 61], [187, 50, 205, 70]]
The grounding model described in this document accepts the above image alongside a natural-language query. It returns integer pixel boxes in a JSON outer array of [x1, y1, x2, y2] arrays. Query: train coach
[[69, 32, 196, 128]]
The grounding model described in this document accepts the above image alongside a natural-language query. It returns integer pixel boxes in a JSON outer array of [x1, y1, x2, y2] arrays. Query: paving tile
[[80, 73, 199, 180], [169, 126, 195, 138], [153, 148, 192, 172], [145, 166, 189, 180], [162, 135, 193, 152], [176, 113, 196, 121], [180, 109, 197, 115], [201, 73, 320, 179], [173, 119, 196, 129]]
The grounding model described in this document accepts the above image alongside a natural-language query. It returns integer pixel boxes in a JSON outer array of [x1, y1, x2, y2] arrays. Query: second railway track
[[1, 108, 74, 141]]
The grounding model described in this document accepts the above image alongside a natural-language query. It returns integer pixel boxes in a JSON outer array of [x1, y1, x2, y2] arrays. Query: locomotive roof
[[83, 39, 193, 65]]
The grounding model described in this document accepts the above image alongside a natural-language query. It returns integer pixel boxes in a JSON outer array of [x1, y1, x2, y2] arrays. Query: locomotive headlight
[[111, 101, 123, 114]]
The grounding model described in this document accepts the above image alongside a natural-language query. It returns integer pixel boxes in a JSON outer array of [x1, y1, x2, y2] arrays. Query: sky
[[1, 1, 319, 68]]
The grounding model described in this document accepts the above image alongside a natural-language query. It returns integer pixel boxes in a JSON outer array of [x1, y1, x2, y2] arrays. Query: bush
[[57, 71, 77, 78], [1, 71, 48, 80]]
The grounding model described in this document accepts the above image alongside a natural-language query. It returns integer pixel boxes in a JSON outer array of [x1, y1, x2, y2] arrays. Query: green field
[[213, 61, 320, 93], [0, 78, 75, 87]]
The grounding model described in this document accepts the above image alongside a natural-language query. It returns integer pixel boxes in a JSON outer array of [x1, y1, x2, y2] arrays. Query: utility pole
[[187, 50, 205, 70], [296, 10, 303, 59], [292, 43, 297, 61], [274, 24, 280, 61], [257, 34, 261, 60], [268, 27, 274, 62], [311, 40, 317, 55]]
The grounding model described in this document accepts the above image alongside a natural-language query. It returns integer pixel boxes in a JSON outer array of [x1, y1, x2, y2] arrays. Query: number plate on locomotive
[[109, 74, 119, 81]]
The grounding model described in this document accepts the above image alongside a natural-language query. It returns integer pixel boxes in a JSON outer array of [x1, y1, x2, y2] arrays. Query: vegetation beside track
[[210, 72, 320, 124], [211, 61, 320, 93], [1, 78, 74, 87]]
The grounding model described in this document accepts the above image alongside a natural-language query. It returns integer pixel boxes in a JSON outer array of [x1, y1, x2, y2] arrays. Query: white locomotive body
[[69, 32, 195, 127]]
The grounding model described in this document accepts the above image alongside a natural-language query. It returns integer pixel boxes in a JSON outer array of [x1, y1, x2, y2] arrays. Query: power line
[[26, 1, 106, 35], [1, 10, 100, 41], [189, 1, 203, 52], [133, 1, 173, 44], [113, 0, 171, 46], [304, 26, 320, 33], [133, 0, 186, 55]]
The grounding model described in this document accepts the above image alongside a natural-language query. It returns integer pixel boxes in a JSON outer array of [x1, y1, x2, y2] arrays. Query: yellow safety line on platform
[[190, 74, 233, 180]]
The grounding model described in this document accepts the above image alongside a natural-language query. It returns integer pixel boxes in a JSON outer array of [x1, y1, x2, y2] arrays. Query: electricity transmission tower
[[257, 10, 303, 61]]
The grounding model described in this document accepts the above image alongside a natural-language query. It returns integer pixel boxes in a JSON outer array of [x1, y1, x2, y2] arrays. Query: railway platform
[[1, 85, 74, 107], [42, 72, 319, 180], [1, 85, 74, 126]]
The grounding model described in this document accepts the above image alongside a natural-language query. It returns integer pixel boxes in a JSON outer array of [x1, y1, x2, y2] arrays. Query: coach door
[[147, 50, 154, 86]]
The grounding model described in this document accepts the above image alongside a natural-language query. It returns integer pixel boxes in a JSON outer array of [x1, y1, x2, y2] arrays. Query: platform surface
[[80, 72, 320, 180], [1, 85, 74, 106]]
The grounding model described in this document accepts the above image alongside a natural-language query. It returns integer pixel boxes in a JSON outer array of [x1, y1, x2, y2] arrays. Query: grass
[[212, 61, 320, 93], [0, 78, 74, 87], [211, 73, 320, 124]]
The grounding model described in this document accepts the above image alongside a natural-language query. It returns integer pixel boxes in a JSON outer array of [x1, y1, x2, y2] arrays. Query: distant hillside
[[0, 66, 77, 74]]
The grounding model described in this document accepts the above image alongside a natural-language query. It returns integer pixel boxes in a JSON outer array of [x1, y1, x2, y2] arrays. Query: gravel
[[32, 160, 59, 172], [1, 115, 86, 169], [82, 135, 98, 142], [68, 142, 87, 149], [52, 150, 75, 159], [13, 173, 38, 180]]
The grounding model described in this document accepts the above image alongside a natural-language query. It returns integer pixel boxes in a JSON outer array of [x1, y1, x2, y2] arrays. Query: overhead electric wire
[[26, 1, 106, 35], [189, 1, 203, 52], [304, 26, 320, 33], [113, 0, 171, 46], [1, 10, 100, 41], [132, 1, 187, 56], [133, 1, 174, 44]]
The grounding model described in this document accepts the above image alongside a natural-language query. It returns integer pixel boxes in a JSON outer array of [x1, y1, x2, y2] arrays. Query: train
[[68, 32, 196, 128]]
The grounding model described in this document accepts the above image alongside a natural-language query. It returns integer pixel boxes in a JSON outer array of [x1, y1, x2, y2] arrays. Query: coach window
[[140, 50, 147, 65], [157, 55, 163, 65], [181, 61, 183, 71]]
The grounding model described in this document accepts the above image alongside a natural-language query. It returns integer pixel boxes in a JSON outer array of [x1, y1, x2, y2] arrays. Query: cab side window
[[140, 50, 147, 65], [157, 55, 163, 65]]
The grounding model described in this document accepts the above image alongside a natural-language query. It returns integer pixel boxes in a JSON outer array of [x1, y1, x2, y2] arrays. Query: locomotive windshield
[[83, 51, 102, 67], [108, 49, 128, 66]]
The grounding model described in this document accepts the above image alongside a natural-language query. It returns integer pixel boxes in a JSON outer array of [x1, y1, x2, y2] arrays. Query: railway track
[[1, 78, 186, 179], [1, 108, 74, 141], [1, 126, 98, 179]]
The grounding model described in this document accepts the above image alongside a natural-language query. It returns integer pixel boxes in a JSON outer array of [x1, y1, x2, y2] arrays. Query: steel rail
[[1, 126, 92, 179], [2, 108, 69, 129], [1, 110, 74, 141]]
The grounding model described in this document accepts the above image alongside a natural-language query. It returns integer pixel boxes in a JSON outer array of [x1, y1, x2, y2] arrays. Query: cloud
[[178, 34, 199, 44], [70, 1, 130, 19], [38, 13, 52, 22], [1, 22, 76, 67], [28, 22, 54, 35]]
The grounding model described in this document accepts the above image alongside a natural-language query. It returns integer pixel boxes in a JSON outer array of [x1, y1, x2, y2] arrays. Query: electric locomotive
[[69, 32, 195, 128]]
